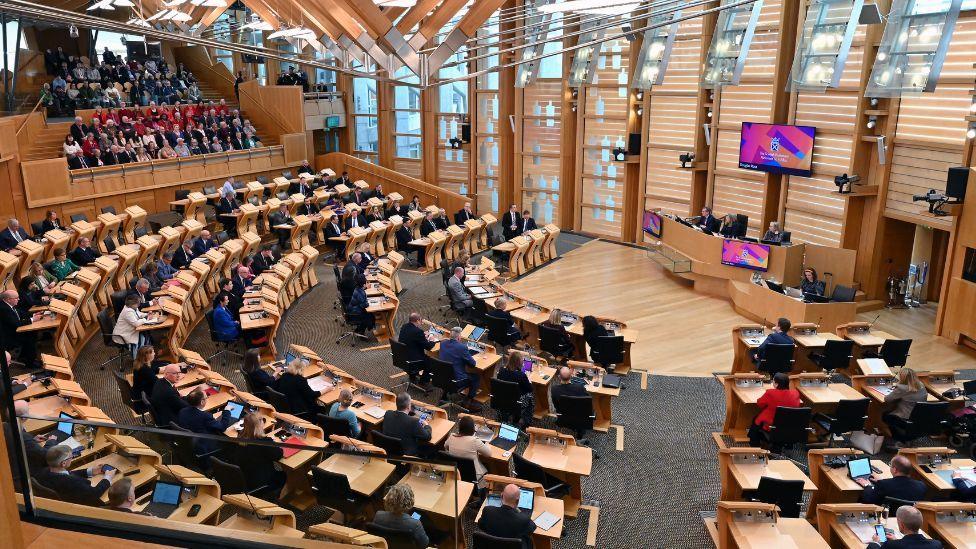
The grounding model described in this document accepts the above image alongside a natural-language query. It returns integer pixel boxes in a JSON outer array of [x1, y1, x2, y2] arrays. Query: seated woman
[[131, 345, 172, 402], [48, 248, 80, 281], [241, 348, 277, 398], [541, 308, 574, 356], [373, 484, 431, 548], [582, 315, 609, 362], [882, 368, 929, 446], [347, 274, 375, 335], [800, 267, 826, 296], [23, 262, 57, 300], [763, 221, 785, 243], [232, 413, 286, 496], [719, 214, 743, 239], [212, 293, 242, 342], [748, 372, 801, 447], [275, 358, 323, 416], [445, 415, 492, 486], [495, 352, 535, 429]]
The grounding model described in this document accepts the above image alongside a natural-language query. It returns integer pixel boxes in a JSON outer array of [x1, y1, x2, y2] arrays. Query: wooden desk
[[899, 447, 976, 493], [475, 474, 565, 549], [816, 504, 914, 549], [316, 453, 395, 497], [917, 502, 976, 549], [218, 494, 303, 538], [455, 414, 514, 476], [806, 449, 892, 521], [396, 464, 474, 520], [410, 401, 455, 447], [852, 374, 937, 433], [720, 374, 768, 442], [567, 361, 620, 432], [837, 322, 897, 353], [307, 522, 387, 547], [711, 501, 830, 549], [147, 463, 223, 525], [522, 427, 592, 517], [719, 448, 816, 501], [919, 370, 967, 410]]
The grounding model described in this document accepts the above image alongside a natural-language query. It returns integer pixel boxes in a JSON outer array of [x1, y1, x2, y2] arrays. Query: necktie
[[12, 230, 21, 243]]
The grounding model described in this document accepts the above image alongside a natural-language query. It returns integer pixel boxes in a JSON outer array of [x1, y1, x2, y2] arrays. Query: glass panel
[[353, 78, 378, 115], [395, 135, 422, 159], [394, 111, 422, 135], [354, 116, 378, 152]]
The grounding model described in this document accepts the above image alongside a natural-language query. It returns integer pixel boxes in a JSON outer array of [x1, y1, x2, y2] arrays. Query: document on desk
[[746, 337, 766, 346], [848, 522, 881, 544], [534, 511, 561, 531], [307, 375, 334, 393], [364, 406, 386, 419], [860, 359, 890, 375]]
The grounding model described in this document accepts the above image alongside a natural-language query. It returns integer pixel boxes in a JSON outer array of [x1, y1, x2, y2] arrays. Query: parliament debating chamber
[[5, 1, 976, 549]]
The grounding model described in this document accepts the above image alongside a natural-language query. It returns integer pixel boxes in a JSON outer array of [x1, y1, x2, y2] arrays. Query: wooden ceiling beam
[[412, 0, 466, 48], [395, 0, 442, 35]]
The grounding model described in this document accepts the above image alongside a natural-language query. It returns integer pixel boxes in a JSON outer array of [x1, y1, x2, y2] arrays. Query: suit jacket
[[398, 323, 435, 363], [439, 338, 476, 381], [478, 504, 536, 549], [177, 406, 234, 454], [0, 227, 31, 251], [551, 380, 588, 403], [324, 222, 343, 240], [213, 305, 240, 341], [455, 209, 474, 225], [172, 246, 194, 270], [192, 238, 217, 257], [0, 302, 31, 349], [867, 533, 943, 549], [372, 510, 429, 548], [69, 246, 100, 266], [216, 196, 239, 217], [150, 379, 189, 428], [382, 410, 432, 456], [420, 219, 438, 237], [252, 253, 276, 275], [289, 181, 313, 197], [40, 219, 62, 233], [697, 215, 721, 232], [275, 372, 320, 416], [520, 217, 537, 234], [34, 468, 110, 506], [756, 331, 794, 360], [344, 215, 363, 231], [67, 156, 89, 170], [952, 477, 976, 502], [270, 211, 294, 229], [447, 276, 472, 308], [860, 475, 928, 505], [502, 211, 523, 240], [720, 221, 744, 239]]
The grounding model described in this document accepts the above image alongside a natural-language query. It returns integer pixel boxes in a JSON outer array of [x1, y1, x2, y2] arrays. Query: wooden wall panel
[[884, 144, 956, 230], [21, 159, 71, 207]]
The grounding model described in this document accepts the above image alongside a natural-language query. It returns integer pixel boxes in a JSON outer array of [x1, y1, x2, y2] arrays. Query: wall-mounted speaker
[[460, 123, 471, 144], [947, 166, 969, 201], [628, 133, 641, 155]]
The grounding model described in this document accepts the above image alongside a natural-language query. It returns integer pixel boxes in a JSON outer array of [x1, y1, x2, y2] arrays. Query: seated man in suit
[[149, 364, 190, 427], [439, 327, 482, 410], [397, 312, 435, 385], [696, 206, 721, 232], [191, 230, 218, 256], [447, 267, 474, 316], [434, 208, 450, 231], [551, 365, 588, 404], [69, 236, 101, 266], [1, 290, 41, 367], [9, 401, 54, 480], [171, 239, 195, 270], [419, 210, 438, 237], [177, 387, 234, 456], [106, 477, 140, 514], [520, 209, 537, 235], [382, 392, 433, 457], [344, 208, 364, 232], [323, 214, 346, 259], [455, 202, 475, 225], [289, 175, 314, 197], [502, 204, 522, 240], [215, 187, 240, 236], [478, 483, 537, 549], [486, 297, 522, 342], [127, 278, 153, 310], [752, 317, 794, 364], [296, 159, 315, 176], [268, 204, 294, 249], [0, 218, 31, 254], [867, 505, 943, 548], [35, 445, 117, 506], [858, 455, 927, 505], [231, 265, 252, 299], [251, 246, 278, 276]]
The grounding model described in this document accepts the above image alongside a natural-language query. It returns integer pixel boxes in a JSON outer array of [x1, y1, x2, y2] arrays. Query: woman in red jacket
[[748, 372, 802, 447]]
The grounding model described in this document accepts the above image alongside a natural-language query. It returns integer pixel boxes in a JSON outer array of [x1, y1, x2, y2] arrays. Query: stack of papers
[[534, 511, 561, 531], [364, 406, 386, 419], [307, 376, 334, 393]]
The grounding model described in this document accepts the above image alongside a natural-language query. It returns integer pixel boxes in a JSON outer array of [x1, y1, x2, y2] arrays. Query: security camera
[[69, 25, 79, 38]]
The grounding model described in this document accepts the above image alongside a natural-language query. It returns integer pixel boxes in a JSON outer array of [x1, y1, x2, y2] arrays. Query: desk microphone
[[867, 314, 881, 328]]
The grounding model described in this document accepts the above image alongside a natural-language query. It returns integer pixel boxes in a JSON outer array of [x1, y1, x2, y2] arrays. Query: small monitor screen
[[739, 122, 816, 177], [469, 326, 486, 341], [642, 211, 663, 238], [517, 488, 535, 511], [848, 458, 871, 479], [485, 494, 503, 507], [57, 412, 74, 436], [521, 358, 534, 373], [284, 351, 297, 365], [498, 423, 519, 441], [721, 239, 771, 272], [224, 401, 245, 421], [152, 481, 182, 505]]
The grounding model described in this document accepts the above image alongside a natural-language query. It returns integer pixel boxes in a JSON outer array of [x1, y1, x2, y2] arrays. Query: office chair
[[735, 214, 749, 238], [103, 235, 116, 253], [133, 226, 149, 239], [315, 413, 352, 439], [830, 284, 857, 303], [69, 214, 89, 223], [883, 496, 917, 515], [812, 398, 869, 447], [429, 356, 470, 413], [539, 324, 572, 362], [264, 386, 299, 416], [169, 422, 222, 473], [30, 221, 45, 237], [489, 378, 523, 426], [472, 532, 523, 549], [439, 259, 453, 308], [389, 339, 430, 394], [282, 170, 294, 180], [446, 291, 469, 328], [97, 309, 130, 371], [554, 395, 599, 454], [763, 406, 813, 454], [755, 343, 795, 375], [215, 230, 230, 245], [335, 296, 370, 347], [591, 335, 625, 372], [484, 313, 519, 348], [101, 206, 117, 215], [238, 367, 261, 397], [887, 401, 950, 445], [332, 265, 347, 314], [210, 456, 271, 497], [437, 450, 480, 487], [140, 393, 163, 428], [276, 191, 290, 201], [470, 298, 489, 327], [369, 430, 405, 457], [30, 478, 59, 499], [112, 371, 148, 423], [365, 522, 424, 549], [752, 477, 805, 518], [205, 309, 243, 367], [512, 453, 569, 499], [203, 184, 218, 195], [310, 468, 367, 524], [110, 290, 128, 316], [172, 189, 190, 215], [808, 339, 855, 379], [866, 339, 912, 368]]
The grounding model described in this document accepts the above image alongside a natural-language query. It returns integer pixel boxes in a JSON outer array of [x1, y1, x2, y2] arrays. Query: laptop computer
[[490, 423, 519, 451], [804, 292, 831, 304], [484, 487, 535, 514], [144, 480, 183, 518], [784, 287, 804, 299], [765, 281, 784, 295], [602, 374, 622, 389], [469, 326, 486, 342], [847, 458, 872, 481]]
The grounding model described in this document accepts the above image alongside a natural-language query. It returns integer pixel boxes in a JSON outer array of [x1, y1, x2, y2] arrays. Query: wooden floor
[[18, 521, 171, 548], [506, 240, 976, 376]]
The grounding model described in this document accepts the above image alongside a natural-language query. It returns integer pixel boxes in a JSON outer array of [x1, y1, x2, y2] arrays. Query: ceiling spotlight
[[968, 124, 976, 139], [707, 110, 713, 118], [869, 97, 879, 107], [636, 107, 643, 116], [866, 116, 877, 129]]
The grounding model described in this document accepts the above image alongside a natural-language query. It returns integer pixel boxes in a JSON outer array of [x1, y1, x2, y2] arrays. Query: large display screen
[[642, 211, 663, 238], [738, 122, 816, 177], [721, 239, 771, 271]]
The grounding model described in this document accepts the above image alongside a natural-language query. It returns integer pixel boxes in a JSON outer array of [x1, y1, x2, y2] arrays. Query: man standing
[[502, 204, 522, 240]]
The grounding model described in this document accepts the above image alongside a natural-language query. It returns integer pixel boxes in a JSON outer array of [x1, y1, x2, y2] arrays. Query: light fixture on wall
[[635, 107, 643, 116], [866, 116, 877, 129], [869, 97, 879, 107], [834, 173, 860, 194], [967, 123, 976, 139], [612, 147, 627, 161], [448, 138, 463, 149], [679, 152, 695, 168]]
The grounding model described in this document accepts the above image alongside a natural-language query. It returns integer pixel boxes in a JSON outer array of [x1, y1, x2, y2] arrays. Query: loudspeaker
[[947, 166, 969, 200], [628, 133, 641, 155], [460, 123, 471, 144], [859, 3, 883, 25]]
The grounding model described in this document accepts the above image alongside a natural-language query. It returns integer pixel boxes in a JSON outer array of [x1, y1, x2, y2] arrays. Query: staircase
[[20, 80, 277, 162]]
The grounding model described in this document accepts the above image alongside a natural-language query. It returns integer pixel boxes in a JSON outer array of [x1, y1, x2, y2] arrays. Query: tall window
[[520, 28, 563, 226], [352, 73, 379, 164], [392, 66, 423, 178], [474, 17, 501, 214], [436, 47, 470, 196]]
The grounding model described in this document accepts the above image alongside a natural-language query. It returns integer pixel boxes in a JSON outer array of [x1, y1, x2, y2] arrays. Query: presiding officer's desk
[[729, 281, 858, 335], [917, 502, 976, 549], [718, 447, 816, 501], [522, 427, 592, 517], [805, 448, 893, 521], [815, 504, 926, 549], [899, 447, 976, 495], [707, 501, 830, 549], [474, 475, 565, 549]]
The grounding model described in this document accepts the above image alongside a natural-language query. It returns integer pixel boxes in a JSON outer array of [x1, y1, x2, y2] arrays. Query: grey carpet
[[39, 231, 733, 548]]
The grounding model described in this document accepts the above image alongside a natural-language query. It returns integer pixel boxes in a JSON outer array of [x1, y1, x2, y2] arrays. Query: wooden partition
[[315, 153, 469, 215], [238, 80, 306, 136]]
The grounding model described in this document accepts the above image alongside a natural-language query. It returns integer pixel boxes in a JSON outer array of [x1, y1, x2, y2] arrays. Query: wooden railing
[[315, 153, 470, 215]]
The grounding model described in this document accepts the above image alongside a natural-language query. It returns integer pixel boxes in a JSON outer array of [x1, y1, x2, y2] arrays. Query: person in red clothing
[[748, 372, 802, 447]]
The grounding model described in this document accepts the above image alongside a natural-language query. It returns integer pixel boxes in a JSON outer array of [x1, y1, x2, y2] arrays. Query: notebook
[[534, 511, 561, 531], [364, 406, 386, 419], [307, 375, 333, 393], [281, 436, 307, 458]]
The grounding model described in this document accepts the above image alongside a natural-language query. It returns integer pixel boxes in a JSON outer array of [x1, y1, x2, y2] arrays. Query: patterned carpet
[[41, 230, 976, 548]]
